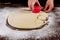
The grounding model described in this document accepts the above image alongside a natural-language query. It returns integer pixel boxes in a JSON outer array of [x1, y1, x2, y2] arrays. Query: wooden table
[[0, 4, 60, 40]]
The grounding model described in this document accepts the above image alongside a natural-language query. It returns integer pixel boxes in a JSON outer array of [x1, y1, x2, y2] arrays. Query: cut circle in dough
[[7, 11, 48, 29]]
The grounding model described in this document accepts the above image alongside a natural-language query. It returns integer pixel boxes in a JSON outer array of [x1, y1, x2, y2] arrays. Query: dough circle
[[7, 10, 48, 29]]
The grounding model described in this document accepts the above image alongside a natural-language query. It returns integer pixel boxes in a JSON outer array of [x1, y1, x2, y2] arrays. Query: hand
[[43, 0, 54, 12], [28, 0, 41, 10]]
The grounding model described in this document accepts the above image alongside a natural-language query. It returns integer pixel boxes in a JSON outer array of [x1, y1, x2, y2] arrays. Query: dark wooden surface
[[0, 4, 60, 40], [0, 3, 59, 8]]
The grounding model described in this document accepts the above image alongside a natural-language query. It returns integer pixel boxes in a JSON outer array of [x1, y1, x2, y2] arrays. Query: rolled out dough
[[8, 10, 48, 29]]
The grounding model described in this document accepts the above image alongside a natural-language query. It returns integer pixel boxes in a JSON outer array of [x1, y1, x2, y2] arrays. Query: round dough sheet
[[7, 10, 48, 29]]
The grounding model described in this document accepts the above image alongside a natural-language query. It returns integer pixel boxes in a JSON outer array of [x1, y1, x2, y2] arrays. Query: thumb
[[36, 1, 42, 8]]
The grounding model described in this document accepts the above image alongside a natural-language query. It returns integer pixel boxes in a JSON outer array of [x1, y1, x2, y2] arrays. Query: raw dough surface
[[8, 10, 48, 29]]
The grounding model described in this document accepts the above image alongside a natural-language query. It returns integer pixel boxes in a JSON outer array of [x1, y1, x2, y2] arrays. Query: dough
[[8, 10, 48, 29]]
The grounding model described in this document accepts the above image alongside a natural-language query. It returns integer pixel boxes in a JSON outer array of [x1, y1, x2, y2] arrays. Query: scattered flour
[[0, 7, 57, 40]]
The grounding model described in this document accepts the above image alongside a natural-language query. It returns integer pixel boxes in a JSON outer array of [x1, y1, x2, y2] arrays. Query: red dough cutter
[[32, 3, 41, 14]]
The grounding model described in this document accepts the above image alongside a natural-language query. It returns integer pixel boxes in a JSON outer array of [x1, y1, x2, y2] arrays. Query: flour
[[0, 7, 57, 40]]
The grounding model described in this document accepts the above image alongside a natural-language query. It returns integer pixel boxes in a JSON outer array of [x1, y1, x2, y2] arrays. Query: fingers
[[31, 4, 34, 10], [44, 5, 54, 12], [45, 5, 53, 12], [43, 0, 54, 12], [43, 3, 49, 11], [28, 0, 41, 10], [28, 0, 32, 10], [37, 1, 41, 7], [28, 0, 34, 10], [28, 0, 35, 10]]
